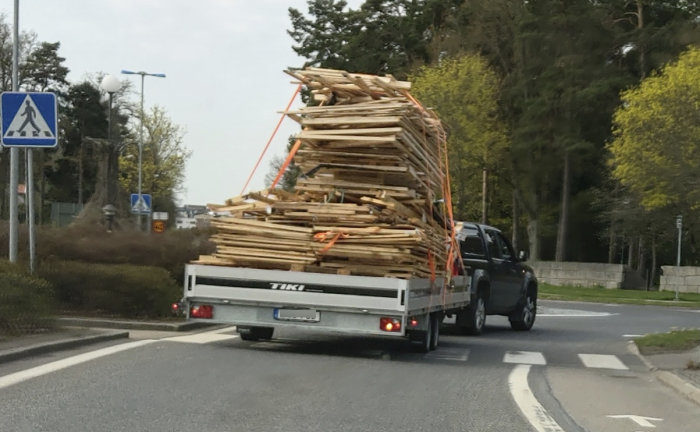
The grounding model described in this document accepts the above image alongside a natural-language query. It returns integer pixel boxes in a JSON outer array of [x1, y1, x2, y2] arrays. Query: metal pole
[[8, 0, 19, 262], [27, 148, 35, 273], [137, 73, 144, 231], [675, 215, 682, 301]]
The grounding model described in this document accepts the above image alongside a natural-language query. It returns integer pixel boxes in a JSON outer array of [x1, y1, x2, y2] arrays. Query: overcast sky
[[5, 0, 362, 206]]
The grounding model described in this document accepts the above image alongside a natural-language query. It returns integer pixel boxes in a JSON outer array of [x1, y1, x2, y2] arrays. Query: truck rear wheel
[[238, 326, 274, 341], [457, 294, 486, 335]]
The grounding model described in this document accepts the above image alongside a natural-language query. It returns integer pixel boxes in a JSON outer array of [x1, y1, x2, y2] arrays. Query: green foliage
[[609, 46, 700, 212], [635, 329, 700, 354], [0, 261, 55, 335], [40, 260, 181, 318], [119, 105, 190, 212], [21, 41, 69, 93], [410, 54, 509, 220], [539, 282, 700, 308]]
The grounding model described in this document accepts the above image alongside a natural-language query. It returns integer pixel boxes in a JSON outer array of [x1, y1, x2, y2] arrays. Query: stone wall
[[530, 261, 625, 289], [660, 266, 700, 294]]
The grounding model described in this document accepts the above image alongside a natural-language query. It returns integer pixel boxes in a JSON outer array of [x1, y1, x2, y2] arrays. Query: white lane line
[[508, 365, 566, 432], [537, 307, 615, 317], [578, 354, 628, 370], [622, 334, 644, 338], [0, 339, 154, 390], [164, 327, 239, 344], [504, 351, 547, 365], [425, 348, 470, 361]]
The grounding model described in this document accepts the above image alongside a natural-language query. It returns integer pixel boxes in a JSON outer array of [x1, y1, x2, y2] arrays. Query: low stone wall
[[660, 266, 700, 294], [530, 261, 624, 289]]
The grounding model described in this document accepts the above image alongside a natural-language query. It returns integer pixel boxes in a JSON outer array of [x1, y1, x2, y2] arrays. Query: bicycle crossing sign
[[1, 92, 58, 147], [130, 193, 152, 214]]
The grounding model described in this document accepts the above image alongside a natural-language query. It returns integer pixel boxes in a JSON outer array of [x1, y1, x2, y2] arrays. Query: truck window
[[461, 235, 485, 258], [485, 232, 501, 259], [495, 232, 515, 260]]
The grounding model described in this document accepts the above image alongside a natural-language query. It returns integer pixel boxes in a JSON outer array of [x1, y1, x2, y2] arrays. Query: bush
[[0, 260, 55, 335], [40, 260, 182, 318], [34, 225, 214, 285]]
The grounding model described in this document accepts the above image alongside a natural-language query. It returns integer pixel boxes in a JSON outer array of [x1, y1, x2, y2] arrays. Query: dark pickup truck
[[453, 222, 538, 335]]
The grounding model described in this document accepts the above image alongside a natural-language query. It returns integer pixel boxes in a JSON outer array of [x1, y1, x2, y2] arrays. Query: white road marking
[[425, 348, 469, 361], [578, 354, 628, 370], [508, 365, 566, 432], [504, 351, 547, 365], [622, 334, 645, 338], [607, 414, 663, 427], [537, 307, 615, 317], [164, 326, 239, 344], [0, 339, 154, 390]]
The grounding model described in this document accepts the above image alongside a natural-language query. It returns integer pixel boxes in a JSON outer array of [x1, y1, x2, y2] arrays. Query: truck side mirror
[[518, 250, 528, 262]]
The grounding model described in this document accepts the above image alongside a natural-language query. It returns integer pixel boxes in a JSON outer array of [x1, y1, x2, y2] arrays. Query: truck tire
[[509, 290, 537, 331], [457, 294, 486, 335], [238, 326, 274, 341], [429, 313, 441, 351]]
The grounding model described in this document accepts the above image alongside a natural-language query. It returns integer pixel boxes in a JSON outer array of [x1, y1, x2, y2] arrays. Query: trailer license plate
[[274, 308, 320, 322]]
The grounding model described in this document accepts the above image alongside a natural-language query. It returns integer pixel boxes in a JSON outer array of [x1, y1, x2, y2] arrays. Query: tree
[[410, 54, 508, 223], [608, 46, 700, 263], [119, 106, 190, 217]]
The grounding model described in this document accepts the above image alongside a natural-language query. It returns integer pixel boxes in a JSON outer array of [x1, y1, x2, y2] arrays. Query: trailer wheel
[[238, 326, 274, 341], [413, 315, 432, 353], [429, 313, 441, 351]]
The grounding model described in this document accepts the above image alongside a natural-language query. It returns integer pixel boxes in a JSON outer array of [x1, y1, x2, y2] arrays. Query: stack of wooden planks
[[195, 67, 454, 279]]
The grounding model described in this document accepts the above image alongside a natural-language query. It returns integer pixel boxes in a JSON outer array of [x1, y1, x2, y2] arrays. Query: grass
[[539, 283, 700, 308], [634, 329, 700, 355]]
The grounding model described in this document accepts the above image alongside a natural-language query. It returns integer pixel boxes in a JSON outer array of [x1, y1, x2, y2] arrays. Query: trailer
[[182, 264, 471, 352]]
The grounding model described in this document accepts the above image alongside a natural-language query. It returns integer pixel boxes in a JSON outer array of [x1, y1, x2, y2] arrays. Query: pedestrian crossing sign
[[1, 92, 58, 147], [130, 193, 152, 214]]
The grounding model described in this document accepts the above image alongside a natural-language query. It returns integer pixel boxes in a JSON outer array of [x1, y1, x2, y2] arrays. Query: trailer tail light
[[409, 317, 419, 327], [380, 317, 402, 332], [190, 304, 213, 319]]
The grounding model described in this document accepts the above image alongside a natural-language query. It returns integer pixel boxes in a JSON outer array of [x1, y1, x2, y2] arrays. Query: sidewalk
[[0, 317, 211, 364], [632, 342, 700, 407]]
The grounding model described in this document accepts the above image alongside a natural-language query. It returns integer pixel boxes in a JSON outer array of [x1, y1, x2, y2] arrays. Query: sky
[[4, 0, 363, 206]]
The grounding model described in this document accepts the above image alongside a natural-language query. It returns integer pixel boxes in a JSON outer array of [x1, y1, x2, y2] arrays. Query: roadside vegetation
[[539, 283, 700, 308], [0, 261, 55, 336], [635, 329, 700, 355]]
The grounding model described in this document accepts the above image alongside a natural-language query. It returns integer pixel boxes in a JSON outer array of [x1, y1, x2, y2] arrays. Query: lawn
[[539, 283, 700, 308], [634, 329, 700, 355]]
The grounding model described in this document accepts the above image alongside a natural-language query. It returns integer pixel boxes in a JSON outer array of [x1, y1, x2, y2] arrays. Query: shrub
[[40, 260, 182, 318], [0, 260, 55, 335], [35, 225, 214, 284]]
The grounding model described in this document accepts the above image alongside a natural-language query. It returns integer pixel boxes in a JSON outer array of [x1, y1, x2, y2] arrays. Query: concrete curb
[[56, 317, 213, 332], [656, 371, 700, 407], [628, 341, 700, 408], [0, 331, 129, 364]]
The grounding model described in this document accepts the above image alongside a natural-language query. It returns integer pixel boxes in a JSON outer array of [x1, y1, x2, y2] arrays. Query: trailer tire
[[413, 315, 432, 353], [238, 326, 274, 341], [429, 313, 440, 351]]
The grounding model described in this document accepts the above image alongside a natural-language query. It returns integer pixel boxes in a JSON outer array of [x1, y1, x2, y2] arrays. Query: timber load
[[195, 67, 455, 279]]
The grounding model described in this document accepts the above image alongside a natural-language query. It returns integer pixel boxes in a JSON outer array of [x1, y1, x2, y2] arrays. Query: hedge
[[0, 261, 55, 335], [40, 260, 182, 318]]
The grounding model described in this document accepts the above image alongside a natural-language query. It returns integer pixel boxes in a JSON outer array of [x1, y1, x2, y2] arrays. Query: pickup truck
[[453, 222, 538, 335]]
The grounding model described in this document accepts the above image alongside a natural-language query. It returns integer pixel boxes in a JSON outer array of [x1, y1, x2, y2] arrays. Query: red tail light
[[410, 318, 419, 327], [380, 317, 402, 332], [190, 304, 213, 319]]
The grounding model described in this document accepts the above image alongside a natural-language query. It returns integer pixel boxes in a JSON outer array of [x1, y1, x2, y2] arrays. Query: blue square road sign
[[1, 92, 58, 147], [130, 193, 152, 214]]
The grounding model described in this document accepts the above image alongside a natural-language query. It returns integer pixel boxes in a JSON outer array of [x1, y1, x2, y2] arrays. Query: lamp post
[[100, 74, 121, 206], [675, 215, 683, 301], [121, 69, 165, 231]]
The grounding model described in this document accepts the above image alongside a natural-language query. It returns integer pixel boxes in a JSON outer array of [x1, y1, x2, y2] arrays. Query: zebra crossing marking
[[578, 354, 629, 370], [165, 326, 239, 344], [425, 347, 470, 361], [503, 351, 547, 365]]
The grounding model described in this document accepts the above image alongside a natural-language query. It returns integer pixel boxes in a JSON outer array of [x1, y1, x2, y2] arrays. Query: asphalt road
[[0, 300, 698, 432]]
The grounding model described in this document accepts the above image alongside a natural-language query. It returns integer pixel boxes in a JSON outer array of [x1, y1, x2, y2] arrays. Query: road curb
[[627, 341, 656, 371], [0, 331, 129, 364], [655, 371, 700, 407], [56, 317, 213, 332]]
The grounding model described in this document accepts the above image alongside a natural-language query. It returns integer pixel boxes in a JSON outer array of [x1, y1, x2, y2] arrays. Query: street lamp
[[675, 215, 683, 301], [100, 74, 121, 216], [121, 69, 166, 231]]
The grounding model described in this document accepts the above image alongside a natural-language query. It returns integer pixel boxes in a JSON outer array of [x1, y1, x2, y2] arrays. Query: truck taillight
[[409, 317, 419, 327], [190, 304, 213, 319], [380, 317, 401, 332]]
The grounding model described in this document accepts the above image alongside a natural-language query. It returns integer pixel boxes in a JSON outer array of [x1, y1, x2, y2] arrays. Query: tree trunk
[[608, 225, 615, 264], [627, 238, 634, 267], [650, 236, 657, 289], [555, 151, 570, 262], [481, 167, 487, 224], [527, 218, 540, 262], [78, 136, 84, 205], [636, 0, 646, 79], [512, 191, 519, 252]]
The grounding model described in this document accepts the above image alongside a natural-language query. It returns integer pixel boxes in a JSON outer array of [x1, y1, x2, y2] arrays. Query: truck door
[[492, 231, 523, 308], [482, 230, 510, 312]]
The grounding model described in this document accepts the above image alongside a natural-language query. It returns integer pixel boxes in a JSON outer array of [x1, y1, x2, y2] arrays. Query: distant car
[[453, 222, 538, 334]]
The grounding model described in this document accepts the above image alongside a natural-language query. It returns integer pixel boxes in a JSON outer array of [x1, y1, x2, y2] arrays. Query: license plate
[[274, 308, 320, 322]]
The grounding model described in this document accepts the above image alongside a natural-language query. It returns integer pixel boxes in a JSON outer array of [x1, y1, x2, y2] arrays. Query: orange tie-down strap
[[313, 231, 350, 253]]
